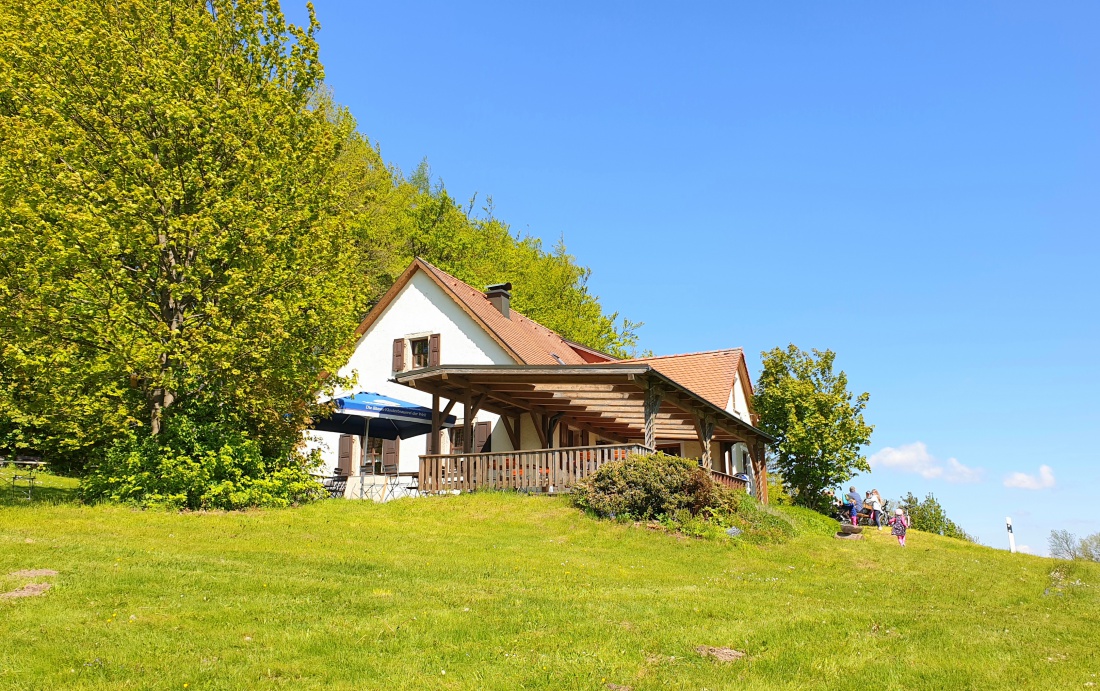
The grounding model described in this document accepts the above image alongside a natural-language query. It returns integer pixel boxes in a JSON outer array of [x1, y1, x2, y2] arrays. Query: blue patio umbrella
[[309, 392, 456, 440]]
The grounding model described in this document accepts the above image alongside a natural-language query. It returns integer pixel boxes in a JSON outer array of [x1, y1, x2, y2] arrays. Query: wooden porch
[[417, 443, 749, 495], [418, 443, 649, 494], [396, 364, 772, 502]]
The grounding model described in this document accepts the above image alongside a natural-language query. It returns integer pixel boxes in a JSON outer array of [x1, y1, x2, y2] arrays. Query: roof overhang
[[392, 364, 775, 445]]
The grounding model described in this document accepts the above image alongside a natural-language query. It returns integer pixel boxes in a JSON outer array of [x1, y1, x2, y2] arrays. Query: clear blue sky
[[284, 1, 1099, 553]]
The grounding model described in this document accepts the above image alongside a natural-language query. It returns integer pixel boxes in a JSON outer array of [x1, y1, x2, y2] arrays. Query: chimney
[[485, 282, 512, 319]]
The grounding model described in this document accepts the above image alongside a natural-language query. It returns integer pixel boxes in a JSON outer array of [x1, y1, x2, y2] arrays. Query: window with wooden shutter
[[428, 333, 441, 367], [382, 438, 399, 472], [475, 421, 492, 453], [392, 338, 405, 372]]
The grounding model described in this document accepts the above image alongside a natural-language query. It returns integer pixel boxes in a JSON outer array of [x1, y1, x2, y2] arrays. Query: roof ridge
[[626, 347, 743, 362]]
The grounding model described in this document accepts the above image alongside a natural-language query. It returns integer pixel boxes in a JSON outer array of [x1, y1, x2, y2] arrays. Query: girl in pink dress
[[889, 508, 909, 547]]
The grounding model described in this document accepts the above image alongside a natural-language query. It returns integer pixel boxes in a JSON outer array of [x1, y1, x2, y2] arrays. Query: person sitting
[[846, 486, 862, 526]]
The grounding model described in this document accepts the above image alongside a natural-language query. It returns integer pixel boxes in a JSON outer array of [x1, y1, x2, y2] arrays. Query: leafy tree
[[372, 161, 643, 357], [0, 0, 643, 506], [0, 0, 373, 472], [1049, 529, 1100, 562], [753, 345, 873, 511], [898, 492, 977, 542]]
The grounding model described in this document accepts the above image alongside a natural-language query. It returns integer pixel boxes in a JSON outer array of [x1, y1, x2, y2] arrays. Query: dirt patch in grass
[[696, 646, 745, 662], [8, 569, 58, 578], [1, 582, 52, 599]]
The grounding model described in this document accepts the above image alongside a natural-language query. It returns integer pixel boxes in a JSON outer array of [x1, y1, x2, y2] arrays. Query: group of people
[[825, 486, 909, 546]]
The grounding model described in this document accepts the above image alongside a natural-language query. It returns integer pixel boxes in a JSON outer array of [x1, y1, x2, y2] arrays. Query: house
[[305, 258, 773, 502]]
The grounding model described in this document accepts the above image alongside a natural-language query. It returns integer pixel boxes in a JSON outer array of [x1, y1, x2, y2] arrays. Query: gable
[[339, 270, 517, 388], [353, 258, 590, 367]]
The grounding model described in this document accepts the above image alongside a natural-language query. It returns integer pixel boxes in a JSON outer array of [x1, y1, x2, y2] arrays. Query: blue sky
[[284, 1, 1099, 553]]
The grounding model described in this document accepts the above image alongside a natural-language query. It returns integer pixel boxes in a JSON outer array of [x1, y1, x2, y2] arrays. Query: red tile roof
[[619, 349, 745, 409], [417, 260, 590, 366]]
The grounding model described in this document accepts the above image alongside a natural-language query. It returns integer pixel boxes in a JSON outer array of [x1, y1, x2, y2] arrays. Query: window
[[410, 337, 430, 369], [394, 334, 440, 372]]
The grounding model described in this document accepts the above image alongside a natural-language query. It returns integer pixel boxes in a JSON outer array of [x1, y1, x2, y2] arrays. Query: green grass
[[1, 489, 1098, 690], [0, 466, 81, 507]]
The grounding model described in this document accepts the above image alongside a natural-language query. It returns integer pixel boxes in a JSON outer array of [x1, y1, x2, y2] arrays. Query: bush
[[81, 416, 323, 510], [571, 453, 713, 520], [898, 492, 977, 543], [572, 452, 796, 543]]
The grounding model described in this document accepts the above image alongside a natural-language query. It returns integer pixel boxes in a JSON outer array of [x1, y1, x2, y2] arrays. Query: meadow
[[2, 468, 1098, 690]]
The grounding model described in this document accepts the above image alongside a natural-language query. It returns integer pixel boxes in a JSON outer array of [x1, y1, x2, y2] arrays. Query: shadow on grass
[[0, 468, 81, 508]]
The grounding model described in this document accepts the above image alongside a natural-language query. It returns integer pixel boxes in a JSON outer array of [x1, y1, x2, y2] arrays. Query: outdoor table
[[4, 456, 45, 500]]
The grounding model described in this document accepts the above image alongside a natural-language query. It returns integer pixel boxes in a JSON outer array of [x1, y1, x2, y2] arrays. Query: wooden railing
[[418, 444, 652, 495], [708, 469, 749, 492]]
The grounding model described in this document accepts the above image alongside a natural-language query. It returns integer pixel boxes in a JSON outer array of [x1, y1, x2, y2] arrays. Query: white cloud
[[944, 457, 983, 484], [868, 442, 983, 483], [1003, 465, 1056, 490], [1017, 545, 1032, 554]]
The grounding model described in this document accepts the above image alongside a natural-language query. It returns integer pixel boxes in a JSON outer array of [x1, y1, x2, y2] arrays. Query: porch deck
[[417, 444, 748, 495]]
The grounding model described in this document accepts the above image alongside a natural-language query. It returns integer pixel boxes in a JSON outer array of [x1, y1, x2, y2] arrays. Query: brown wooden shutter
[[382, 438, 399, 470], [428, 333, 441, 367], [392, 338, 405, 372], [475, 421, 492, 452], [338, 435, 353, 475], [580, 430, 590, 446]]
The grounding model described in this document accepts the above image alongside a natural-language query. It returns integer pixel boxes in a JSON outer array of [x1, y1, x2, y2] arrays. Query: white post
[[1006, 516, 1016, 554]]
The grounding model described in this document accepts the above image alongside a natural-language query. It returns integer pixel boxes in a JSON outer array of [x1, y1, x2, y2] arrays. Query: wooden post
[[643, 379, 663, 450], [462, 390, 473, 454], [545, 413, 562, 450], [694, 415, 714, 469], [430, 393, 440, 455]]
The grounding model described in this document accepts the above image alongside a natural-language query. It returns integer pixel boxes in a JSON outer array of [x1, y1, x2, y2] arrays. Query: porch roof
[[391, 364, 775, 446]]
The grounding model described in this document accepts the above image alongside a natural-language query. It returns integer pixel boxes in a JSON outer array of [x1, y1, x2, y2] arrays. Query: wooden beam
[[530, 412, 547, 449], [501, 415, 520, 450], [450, 376, 633, 445]]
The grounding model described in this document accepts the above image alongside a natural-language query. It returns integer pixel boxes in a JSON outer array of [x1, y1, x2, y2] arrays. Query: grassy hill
[[1, 473, 1098, 689]]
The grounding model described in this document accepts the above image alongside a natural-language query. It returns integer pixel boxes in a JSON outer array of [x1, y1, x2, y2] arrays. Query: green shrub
[[571, 452, 712, 520], [573, 452, 796, 543], [82, 417, 323, 510]]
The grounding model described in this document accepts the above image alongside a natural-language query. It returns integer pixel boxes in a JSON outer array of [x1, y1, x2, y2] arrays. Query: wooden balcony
[[418, 444, 652, 494], [708, 469, 749, 492]]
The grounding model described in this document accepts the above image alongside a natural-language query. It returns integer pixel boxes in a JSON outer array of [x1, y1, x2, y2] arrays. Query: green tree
[[376, 162, 642, 357], [753, 345, 873, 511], [898, 492, 977, 542], [1049, 529, 1100, 562], [0, 0, 374, 471]]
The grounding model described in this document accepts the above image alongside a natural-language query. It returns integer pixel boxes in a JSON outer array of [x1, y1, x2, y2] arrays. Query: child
[[889, 508, 909, 547]]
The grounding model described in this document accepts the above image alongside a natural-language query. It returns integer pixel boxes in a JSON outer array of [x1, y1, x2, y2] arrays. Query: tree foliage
[[1049, 529, 1100, 562], [898, 492, 977, 543], [0, 0, 640, 503], [343, 157, 643, 357], [0, 0, 376, 477], [753, 345, 873, 511]]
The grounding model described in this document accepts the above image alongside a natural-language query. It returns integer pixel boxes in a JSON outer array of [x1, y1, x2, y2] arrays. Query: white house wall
[[311, 270, 515, 475], [730, 371, 751, 423]]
